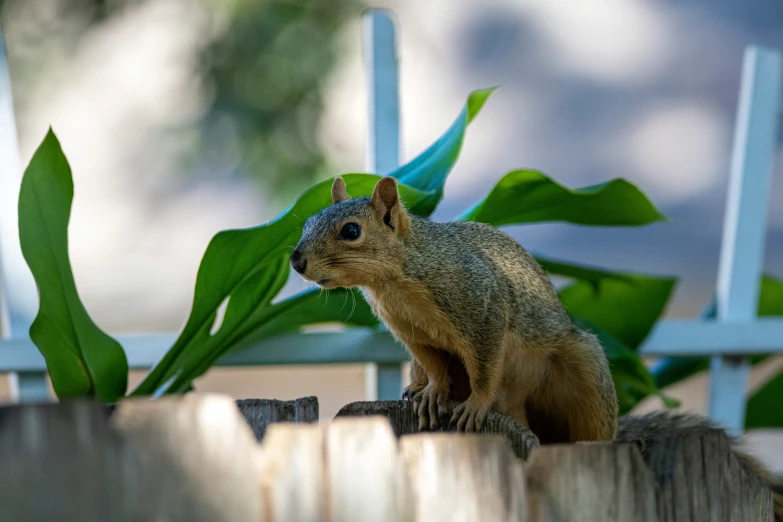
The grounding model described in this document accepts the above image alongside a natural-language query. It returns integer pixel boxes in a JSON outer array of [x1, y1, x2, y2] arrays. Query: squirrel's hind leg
[[403, 345, 453, 430], [402, 360, 428, 401], [449, 337, 506, 433], [528, 331, 618, 443]]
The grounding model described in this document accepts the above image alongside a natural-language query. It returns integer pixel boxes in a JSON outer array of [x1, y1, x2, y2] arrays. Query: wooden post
[[400, 434, 528, 522], [620, 428, 775, 522], [525, 443, 659, 522], [708, 45, 782, 436], [0, 393, 262, 521], [256, 424, 327, 522], [335, 399, 540, 460], [326, 417, 414, 521], [111, 393, 262, 521], [235, 396, 319, 441], [0, 395, 776, 520]]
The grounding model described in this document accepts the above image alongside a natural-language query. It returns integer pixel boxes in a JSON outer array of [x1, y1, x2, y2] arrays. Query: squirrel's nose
[[290, 249, 307, 274]]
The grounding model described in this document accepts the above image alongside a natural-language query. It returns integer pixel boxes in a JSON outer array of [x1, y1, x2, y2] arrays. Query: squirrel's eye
[[338, 222, 362, 241]]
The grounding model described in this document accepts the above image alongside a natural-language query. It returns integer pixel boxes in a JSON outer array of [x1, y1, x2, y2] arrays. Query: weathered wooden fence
[[0, 393, 773, 522]]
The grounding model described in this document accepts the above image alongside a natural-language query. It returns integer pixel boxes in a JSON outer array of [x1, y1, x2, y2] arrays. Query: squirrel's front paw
[[402, 382, 425, 401], [412, 382, 449, 431], [450, 396, 491, 433]]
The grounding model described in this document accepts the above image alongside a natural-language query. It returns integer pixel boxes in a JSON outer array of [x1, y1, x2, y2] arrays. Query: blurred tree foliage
[[197, 0, 363, 196], [0, 0, 364, 197]]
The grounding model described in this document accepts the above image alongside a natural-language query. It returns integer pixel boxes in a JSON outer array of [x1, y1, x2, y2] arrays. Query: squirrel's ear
[[370, 176, 399, 212], [331, 176, 350, 204], [371, 176, 408, 233]]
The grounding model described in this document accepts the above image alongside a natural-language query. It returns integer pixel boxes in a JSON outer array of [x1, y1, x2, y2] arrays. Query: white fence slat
[[709, 45, 782, 436], [362, 8, 404, 401], [639, 318, 783, 356], [0, 330, 408, 372], [0, 27, 49, 403], [364, 8, 400, 176]]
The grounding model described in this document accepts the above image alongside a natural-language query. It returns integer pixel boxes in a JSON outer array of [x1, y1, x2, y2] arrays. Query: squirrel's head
[[290, 176, 410, 289]]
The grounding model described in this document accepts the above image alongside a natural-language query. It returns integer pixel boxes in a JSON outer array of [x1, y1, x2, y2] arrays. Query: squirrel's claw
[[450, 398, 489, 433], [413, 383, 449, 431], [402, 382, 425, 402]]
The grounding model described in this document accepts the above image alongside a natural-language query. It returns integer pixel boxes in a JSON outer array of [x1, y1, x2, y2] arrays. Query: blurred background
[[0, 0, 781, 468]]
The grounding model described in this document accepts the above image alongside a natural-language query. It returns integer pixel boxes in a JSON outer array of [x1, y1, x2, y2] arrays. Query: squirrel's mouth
[[317, 278, 332, 286]]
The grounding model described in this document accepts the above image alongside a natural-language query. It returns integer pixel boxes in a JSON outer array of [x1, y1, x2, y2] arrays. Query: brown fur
[[292, 176, 618, 441], [618, 411, 783, 521]]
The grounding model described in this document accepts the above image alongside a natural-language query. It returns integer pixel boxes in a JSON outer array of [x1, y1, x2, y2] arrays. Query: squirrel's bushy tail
[[734, 450, 783, 522], [617, 411, 783, 521]]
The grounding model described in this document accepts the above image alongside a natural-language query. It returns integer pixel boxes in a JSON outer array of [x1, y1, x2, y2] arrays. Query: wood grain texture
[[335, 399, 539, 460], [525, 442, 659, 522], [634, 431, 774, 522], [236, 396, 319, 441], [0, 395, 775, 522], [111, 393, 262, 522], [0, 401, 131, 521], [326, 416, 415, 522], [257, 423, 327, 522], [400, 433, 527, 522], [0, 394, 261, 521]]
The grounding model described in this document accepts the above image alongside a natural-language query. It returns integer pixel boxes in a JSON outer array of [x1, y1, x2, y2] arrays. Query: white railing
[[0, 10, 781, 437]]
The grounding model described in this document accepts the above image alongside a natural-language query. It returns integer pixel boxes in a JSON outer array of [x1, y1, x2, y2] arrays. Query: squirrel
[[291, 176, 783, 517], [290, 175, 618, 443]]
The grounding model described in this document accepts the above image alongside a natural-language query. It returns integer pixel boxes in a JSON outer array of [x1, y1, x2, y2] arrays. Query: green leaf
[[651, 274, 783, 390], [17, 128, 128, 401], [232, 288, 379, 350], [736, 275, 783, 429], [571, 316, 678, 415], [131, 174, 430, 396], [535, 255, 637, 290], [745, 368, 783, 429], [758, 274, 783, 315], [650, 357, 710, 391], [537, 256, 677, 356], [557, 269, 677, 350], [457, 170, 667, 226], [393, 87, 496, 214], [132, 88, 496, 396]]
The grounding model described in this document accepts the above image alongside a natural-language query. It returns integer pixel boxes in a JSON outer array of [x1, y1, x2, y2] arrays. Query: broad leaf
[[558, 270, 677, 350], [651, 275, 783, 390], [457, 170, 666, 226], [18, 129, 128, 401], [537, 256, 675, 353], [230, 288, 378, 352], [571, 316, 678, 415], [174, 289, 381, 394], [394, 87, 495, 211], [132, 174, 429, 395], [133, 88, 495, 395], [745, 368, 783, 429], [532, 257, 678, 410], [535, 255, 637, 290], [758, 274, 783, 316]]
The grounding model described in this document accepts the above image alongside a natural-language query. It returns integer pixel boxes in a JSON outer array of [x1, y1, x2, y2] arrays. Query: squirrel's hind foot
[[413, 382, 450, 431]]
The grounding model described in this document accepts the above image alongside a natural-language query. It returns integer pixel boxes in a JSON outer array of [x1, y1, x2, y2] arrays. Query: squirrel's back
[[403, 217, 574, 342]]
